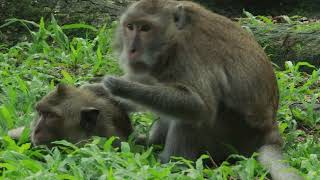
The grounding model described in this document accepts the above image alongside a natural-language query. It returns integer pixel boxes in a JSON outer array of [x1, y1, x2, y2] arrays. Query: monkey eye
[[41, 111, 59, 119], [140, 24, 151, 32], [127, 23, 134, 31], [174, 14, 179, 23]]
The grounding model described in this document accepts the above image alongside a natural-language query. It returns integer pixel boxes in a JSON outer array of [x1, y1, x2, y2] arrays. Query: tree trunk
[[240, 18, 320, 70], [197, 0, 320, 18]]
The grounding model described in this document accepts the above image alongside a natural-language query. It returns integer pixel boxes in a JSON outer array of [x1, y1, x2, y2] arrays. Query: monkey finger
[[80, 83, 111, 98], [103, 76, 124, 94]]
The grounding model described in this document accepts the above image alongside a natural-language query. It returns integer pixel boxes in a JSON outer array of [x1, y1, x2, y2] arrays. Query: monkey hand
[[103, 76, 130, 96], [80, 83, 111, 98]]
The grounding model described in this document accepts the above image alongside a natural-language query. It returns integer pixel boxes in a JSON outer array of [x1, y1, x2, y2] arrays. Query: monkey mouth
[[128, 53, 139, 61], [129, 61, 149, 71]]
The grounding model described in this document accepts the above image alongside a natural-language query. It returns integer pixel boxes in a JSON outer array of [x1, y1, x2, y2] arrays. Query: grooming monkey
[[99, 0, 303, 179], [9, 84, 133, 146]]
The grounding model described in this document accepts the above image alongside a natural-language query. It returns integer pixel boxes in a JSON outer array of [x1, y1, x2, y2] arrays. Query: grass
[[0, 17, 319, 179]]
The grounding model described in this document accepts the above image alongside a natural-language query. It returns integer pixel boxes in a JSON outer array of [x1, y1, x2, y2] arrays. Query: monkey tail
[[258, 145, 303, 180]]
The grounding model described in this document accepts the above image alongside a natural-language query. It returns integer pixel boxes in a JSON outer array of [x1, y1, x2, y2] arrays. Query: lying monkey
[[8, 84, 133, 146]]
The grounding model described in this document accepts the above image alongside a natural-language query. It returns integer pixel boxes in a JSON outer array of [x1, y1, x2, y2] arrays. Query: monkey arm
[[104, 77, 209, 121], [80, 83, 142, 113]]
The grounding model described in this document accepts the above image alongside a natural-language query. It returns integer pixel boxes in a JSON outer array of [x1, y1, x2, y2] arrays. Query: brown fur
[[30, 84, 132, 146], [102, 0, 301, 179]]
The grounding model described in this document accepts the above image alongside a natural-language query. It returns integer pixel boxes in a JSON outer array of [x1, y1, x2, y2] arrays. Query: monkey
[[98, 0, 303, 179], [8, 84, 133, 147]]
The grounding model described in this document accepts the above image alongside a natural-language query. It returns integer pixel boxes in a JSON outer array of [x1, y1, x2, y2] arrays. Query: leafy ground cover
[[0, 17, 319, 179]]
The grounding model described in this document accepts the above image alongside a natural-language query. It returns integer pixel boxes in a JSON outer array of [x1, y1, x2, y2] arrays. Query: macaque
[[99, 0, 302, 179], [9, 84, 132, 146]]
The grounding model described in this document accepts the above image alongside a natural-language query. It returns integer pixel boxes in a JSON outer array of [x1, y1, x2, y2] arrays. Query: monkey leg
[[159, 121, 201, 163], [148, 118, 170, 145]]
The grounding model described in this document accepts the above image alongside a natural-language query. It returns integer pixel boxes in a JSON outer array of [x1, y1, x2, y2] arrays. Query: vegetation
[[0, 17, 319, 179]]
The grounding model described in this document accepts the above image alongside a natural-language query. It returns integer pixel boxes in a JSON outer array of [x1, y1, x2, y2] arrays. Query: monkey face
[[31, 109, 65, 146], [31, 103, 100, 146], [116, 2, 182, 74], [119, 20, 162, 72]]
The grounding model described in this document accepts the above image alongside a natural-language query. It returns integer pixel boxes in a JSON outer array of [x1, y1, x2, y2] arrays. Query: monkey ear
[[80, 107, 100, 131], [174, 4, 190, 30], [56, 83, 68, 96]]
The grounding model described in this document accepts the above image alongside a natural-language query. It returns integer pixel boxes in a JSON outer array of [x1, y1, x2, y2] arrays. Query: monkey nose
[[130, 48, 136, 54], [128, 49, 138, 60], [130, 49, 137, 57]]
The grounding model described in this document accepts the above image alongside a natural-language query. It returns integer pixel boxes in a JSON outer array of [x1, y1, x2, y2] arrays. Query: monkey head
[[114, 0, 192, 74], [31, 84, 132, 146]]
